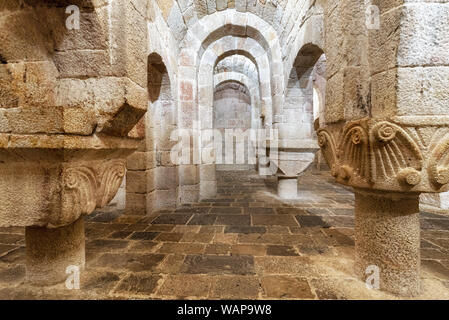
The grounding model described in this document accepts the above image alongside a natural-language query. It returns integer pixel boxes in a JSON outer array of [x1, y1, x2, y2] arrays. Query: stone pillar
[[354, 189, 420, 297], [277, 176, 298, 199], [25, 217, 85, 285]]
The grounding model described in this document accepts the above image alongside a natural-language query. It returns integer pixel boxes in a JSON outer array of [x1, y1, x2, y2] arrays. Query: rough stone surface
[[0, 0, 448, 299], [0, 170, 447, 299]]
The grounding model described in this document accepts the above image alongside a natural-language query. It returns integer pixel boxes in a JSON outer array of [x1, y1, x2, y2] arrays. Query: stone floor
[[0, 170, 449, 300]]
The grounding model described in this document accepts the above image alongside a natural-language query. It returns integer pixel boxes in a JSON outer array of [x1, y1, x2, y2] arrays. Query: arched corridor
[[0, 0, 448, 300]]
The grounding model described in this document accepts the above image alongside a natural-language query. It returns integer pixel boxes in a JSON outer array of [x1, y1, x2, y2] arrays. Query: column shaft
[[354, 189, 421, 296], [25, 217, 85, 285]]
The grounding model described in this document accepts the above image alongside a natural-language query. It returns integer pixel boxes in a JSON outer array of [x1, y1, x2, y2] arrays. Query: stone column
[[25, 217, 85, 285], [319, 0, 449, 297], [277, 176, 298, 199], [354, 189, 420, 297]]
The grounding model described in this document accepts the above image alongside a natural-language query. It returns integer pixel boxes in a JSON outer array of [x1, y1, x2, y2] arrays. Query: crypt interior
[[0, 0, 449, 299]]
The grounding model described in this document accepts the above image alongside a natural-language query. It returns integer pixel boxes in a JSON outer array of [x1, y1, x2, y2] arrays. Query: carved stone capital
[[0, 133, 139, 228], [317, 118, 449, 193], [59, 159, 126, 227]]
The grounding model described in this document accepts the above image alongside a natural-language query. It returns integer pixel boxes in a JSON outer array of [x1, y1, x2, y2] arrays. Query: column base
[[354, 189, 421, 297], [277, 177, 298, 199], [25, 217, 85, 285]]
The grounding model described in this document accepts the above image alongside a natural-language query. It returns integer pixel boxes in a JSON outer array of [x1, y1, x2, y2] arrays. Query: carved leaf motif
[[58, 160, 126, 227], [428, 131, 449, 186], [317, 128, 338, 175], [369, 122, 423, 182], [338, 123, 370, 182], [96, 160, 126, 207], [60, 166, 97, 226]]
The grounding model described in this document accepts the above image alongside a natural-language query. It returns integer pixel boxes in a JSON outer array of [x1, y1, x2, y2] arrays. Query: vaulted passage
[[0, 1, 449, 300]]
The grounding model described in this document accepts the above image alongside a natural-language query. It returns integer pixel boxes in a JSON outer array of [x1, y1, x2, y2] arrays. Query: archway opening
[[286, 44, 327, 172], [125, 53, 178, 214], [213, 81, 256, 172]]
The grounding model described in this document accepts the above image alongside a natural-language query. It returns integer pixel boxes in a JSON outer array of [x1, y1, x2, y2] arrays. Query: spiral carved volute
[[314, 118, 449, 193], [58, 159, 126, 227]]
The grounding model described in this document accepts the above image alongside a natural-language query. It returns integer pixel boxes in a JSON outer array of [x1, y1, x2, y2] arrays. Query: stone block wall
[[214, 82, 254, 170]]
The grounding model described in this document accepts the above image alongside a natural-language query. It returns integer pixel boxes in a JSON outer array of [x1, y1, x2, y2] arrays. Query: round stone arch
[[215, 72, 262, 154], [213, 46, 269, 118], [290, 43, 326, 128], [178, 9, 283, 125], [126, 52, 179, 214], [284, 5, 325, 89], [177, 10, 283, 202], [212, 78, 259, 172], [199, 36, 272, 130], [214, 72, 261, 112], [197, 39, 270, 199], [216, 55, 259, 86]]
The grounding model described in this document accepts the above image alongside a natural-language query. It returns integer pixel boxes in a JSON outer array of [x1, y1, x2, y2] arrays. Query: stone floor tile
[[181, 233, 214, 243], [0, 227, 24, 235], [205, 244, 231, 255], [295, 215, 331, 228], [175, 207, 210, 214], [86, 239, 130, 252], [275, 208, 309, 215], [261, 276, 315, 299], [252, 215, 299, 227], [231, 244, 266, 256], [199, 226, 224, 234], [281, 234, 311, 246], [123, 224, 148, 232], [266, 245, 299, 256], [224, 226, 266, 234], [210, 275, 260, 299], [0, 244, 20, 258], [129, 232, 160, 241], [155, 232, 184, 242], [215, 215, 251, 226], [113, 274, 163, 296], [145, 225, 175, 232], [0, 264, 25, 284], [210, 207, 242, 215], [188, 214, 218, 225], [213, 233, 239, 244], [421, 249, 449, 260], [237, 233, 283, 244], [109, 231, 133, 239], [181, 255, 255, 275], [422, 260, 449, 280], [244, 207, 275, 215], [151, 214, 192, 225], [157, 275, 212, 298], [81, 271, 123, 294], [254, 256, 318, 276], [154, 254, 186, 274], [92, 253, 165, 272], [0, 247, 25, 264], [128, 241, 159, 252], [0, 234, 23, 245], [172, 225, 201, 233], [158, 243, 205, 255]]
